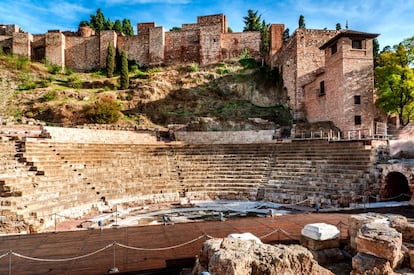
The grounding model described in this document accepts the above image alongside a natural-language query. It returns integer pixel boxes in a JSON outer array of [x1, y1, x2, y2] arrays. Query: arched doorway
[[381, 172, 411, 201]]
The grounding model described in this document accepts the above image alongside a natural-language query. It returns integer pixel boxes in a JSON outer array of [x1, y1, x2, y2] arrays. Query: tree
[[106, 18, 114, 30], [260, 20, 270, 56], [85, 96, 121, 124], [122, 19, 134, 36], [283, 28, 290, 42], [113, 20, 123, 33], [106, 43, 115, 78], [227, 26, 233, 33], [375, 42, 414, 126], [170, 26, 182, 32], [298, 15, 306, 29], [373, 38, 380, 66], [335, 23, 341, 30], [79, 20, 89, 27], [243, 10, 261, 32], [119, 50, 129, 89], [90, 8, 106, 34]]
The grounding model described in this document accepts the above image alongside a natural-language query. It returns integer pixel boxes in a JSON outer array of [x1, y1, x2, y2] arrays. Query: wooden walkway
[[0, 213, 350, 274]]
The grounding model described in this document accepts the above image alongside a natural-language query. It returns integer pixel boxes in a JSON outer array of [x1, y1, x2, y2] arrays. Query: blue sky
[[1, 0, 413, 49]]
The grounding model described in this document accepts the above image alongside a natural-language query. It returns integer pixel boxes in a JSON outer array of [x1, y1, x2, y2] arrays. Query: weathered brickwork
[[65, 36, 100, 71], [45, 31, 65, 69], [304, 32, 377, 134]]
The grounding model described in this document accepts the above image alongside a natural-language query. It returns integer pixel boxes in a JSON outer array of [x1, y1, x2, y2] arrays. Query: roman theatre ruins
[[0, 124, 413, 273]]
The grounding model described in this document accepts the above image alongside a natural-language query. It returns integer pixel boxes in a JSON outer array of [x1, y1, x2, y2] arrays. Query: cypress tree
[[106, 43, 115, 78], [122, 19, 134, 36], [298, 15, 306, 29], [119, 50, 129, 89]]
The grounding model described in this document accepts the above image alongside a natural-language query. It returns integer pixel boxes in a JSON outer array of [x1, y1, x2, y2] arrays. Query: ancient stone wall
[[43, 126, 157, 144], [31, 35, 45, 62], [269, 24, 285, 56], [45, 31, 65, 68], [99, 30, 117, 68], [273, 29, 338, 120], [149, 26, 164, 65], [12, 32, 32, 57], [117, 35, 149, 66], [221, 32, 261, 60], [174, 130, 276, 144], [164, 30, 200, 64], [65, 36, 100, 71]]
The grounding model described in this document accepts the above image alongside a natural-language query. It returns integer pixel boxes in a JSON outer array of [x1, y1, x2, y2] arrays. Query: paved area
[[0, 212, 350, 275]]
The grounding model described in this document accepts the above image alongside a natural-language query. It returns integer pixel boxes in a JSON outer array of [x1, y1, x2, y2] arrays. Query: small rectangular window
[[352, 40, 362, 49], [319, 81, 325, 96], [354, 115, 361, 125], [331, 44, 337, 54], [354, 95, 361, 104]]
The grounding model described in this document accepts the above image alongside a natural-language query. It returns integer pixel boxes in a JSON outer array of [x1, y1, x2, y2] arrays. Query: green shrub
[[85, 96, 121, 124], [189, 63, 199, 72], [216, 67, 230, 75], [239, 57, 258, 69], [65, 68, 73, 76], [40, 91, 57, 102], [17, 81, 36, 90], [67, 76, 82, 89], [49, 65, 61, 74], [16, 57, 30, 72], [148, 67, 161, 74], [37, 78, 51, 88]]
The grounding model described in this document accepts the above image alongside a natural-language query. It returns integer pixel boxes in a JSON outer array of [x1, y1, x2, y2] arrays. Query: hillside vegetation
[[0, 53, 291, 130]]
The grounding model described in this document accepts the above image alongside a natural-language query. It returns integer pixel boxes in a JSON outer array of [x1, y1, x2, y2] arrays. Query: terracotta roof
[[320, 29, 379, 50]]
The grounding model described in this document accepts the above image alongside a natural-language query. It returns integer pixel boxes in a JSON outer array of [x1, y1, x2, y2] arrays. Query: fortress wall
[[65, 36, 100, 71], [43, 126, 157, 144], [149, 26, 164, 65], [269, 24, 285, 56], [0, 36, 12, 52], [45, 31, 65, 68], [221, 32, 261, 60], [99, 30, 117, 68], [174, 130, 275, 144], [199, 25, 222, 65], [12, 32, 32, 58], [117, 35, 149, 66], [164, 30, 200, 64]]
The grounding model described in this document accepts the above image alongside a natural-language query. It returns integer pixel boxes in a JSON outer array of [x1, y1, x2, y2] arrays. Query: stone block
[[355, 222, 402, 268], [409, 250, 414, 270], [348, 213, 390, 250], [402, 223, 414, 242], [311, 248, 344, 264], [301, 223, 340, 241], [300, 235, 340, 251], [352, 252, 394, 275]]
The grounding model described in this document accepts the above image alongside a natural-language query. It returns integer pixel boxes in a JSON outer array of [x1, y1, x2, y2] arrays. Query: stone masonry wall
[[45, 31, 65, 68], [273, 29, 338, 120], [43, 126, 157, 144], [164, 30, 200, 64], [221, 32, 261, 60], [65, 36, 100, 72], [174, 130, 275, 144], [117, 35, 149, 66], [12, 32, 32, 57], [304, 36, 376, 135], [99, 30, 117, 68], [149, 26, 164, 65]]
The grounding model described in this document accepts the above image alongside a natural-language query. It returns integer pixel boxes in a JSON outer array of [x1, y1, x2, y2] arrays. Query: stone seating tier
[[0, 138, 377, 231]]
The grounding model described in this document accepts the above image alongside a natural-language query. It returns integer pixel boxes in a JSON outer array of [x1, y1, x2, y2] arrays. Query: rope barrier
[[0, 253, 9, 260], [1, 224, 305, 263], [11, 243, 113, 262], [115, 235, 207, 251], [259, 227, 296, 240]]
